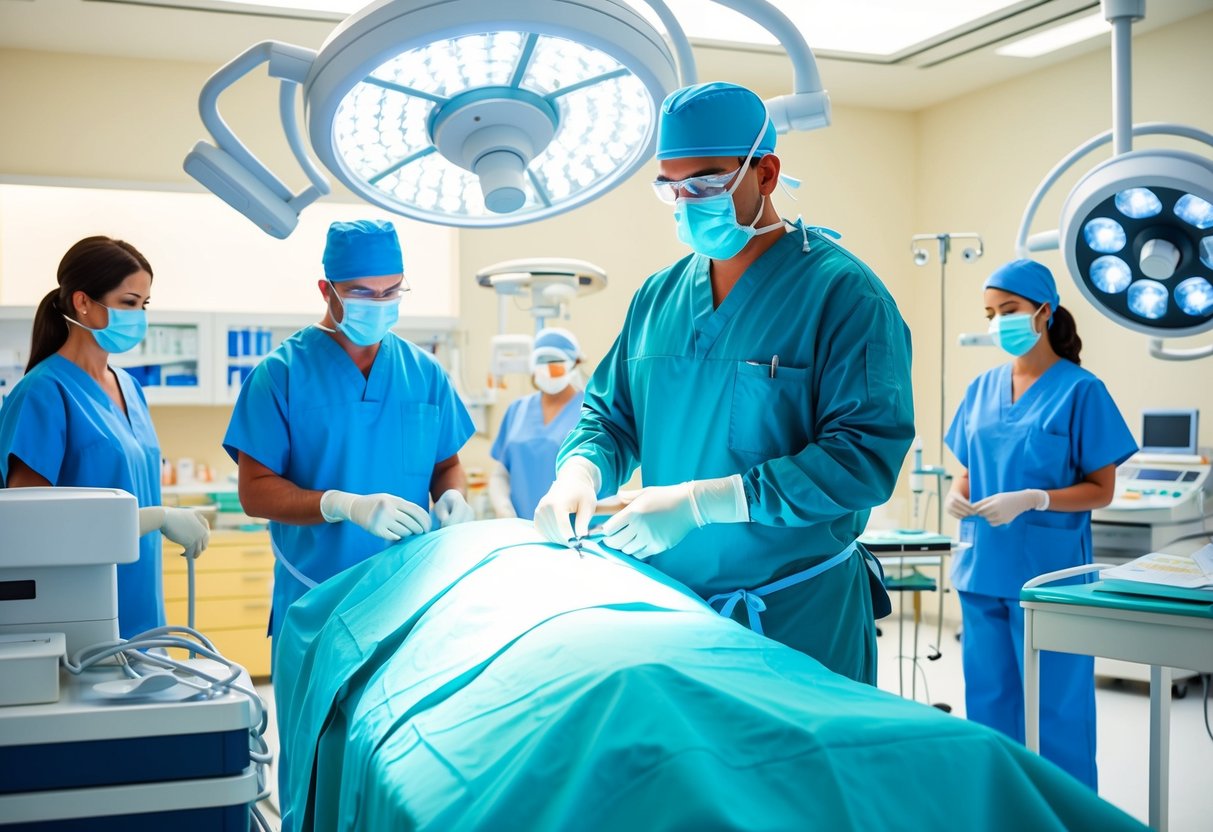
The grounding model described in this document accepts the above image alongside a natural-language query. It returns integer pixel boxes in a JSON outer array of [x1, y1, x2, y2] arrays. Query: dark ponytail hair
[[27, 236, 152, 372], [1045, 304, 1082, 366]]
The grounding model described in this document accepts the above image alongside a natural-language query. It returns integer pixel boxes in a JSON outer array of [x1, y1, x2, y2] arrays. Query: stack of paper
[[1099, 544, 1213, 601]]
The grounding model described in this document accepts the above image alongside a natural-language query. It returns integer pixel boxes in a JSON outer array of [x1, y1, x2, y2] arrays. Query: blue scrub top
[[223, 326, 474, 635], [559, 223, 915, 596], [0, 354, 164, 638], [490, 391, 584, 520], [945, 360, 1137, 598]]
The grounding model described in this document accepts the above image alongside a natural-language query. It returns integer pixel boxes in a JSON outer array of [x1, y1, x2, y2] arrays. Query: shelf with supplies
[[0, 305, 458, 407]]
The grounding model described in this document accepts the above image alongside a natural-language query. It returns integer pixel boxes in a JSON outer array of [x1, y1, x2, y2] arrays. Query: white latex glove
[[488, 462, 516, 519], [601, 475, 749, 559], [534, 456, 602, 545], [140, 506, 211, 559], [320, 490, 432, 541], [944, 489, 976, 520], [433, 489, 475, 528], [973, 489, 1049, 527]]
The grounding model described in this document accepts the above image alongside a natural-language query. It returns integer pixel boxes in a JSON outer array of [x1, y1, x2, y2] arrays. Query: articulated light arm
[[639, 0, 698, 87], [712, 0, 831, 133], [185, 40, 330, 239]]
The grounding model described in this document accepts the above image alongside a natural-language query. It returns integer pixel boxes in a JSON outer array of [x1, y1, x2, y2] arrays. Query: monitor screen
[[1141, 412, 1196, 453]]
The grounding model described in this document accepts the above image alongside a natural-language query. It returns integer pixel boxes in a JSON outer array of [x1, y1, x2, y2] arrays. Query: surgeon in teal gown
[[223, 220, 475, 643], [945, 259, 1136, 788], [534, 82, 915, 684]]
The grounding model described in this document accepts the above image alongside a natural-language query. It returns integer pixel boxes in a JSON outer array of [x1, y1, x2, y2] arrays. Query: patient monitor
[[0, 487, 138, 655]]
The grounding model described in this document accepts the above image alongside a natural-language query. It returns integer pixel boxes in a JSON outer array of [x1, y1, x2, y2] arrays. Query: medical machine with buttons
[[1090, 409, 1211, 691], [1093, 410, 1211, 564], [0, 488, 270, 831]]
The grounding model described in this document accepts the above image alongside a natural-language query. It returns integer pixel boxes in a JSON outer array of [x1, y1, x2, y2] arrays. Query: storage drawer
[[168, 625, 271, 679], [165, 597, 271, 630], [163, 570, 272, 602], [163, 543, 273, 575]]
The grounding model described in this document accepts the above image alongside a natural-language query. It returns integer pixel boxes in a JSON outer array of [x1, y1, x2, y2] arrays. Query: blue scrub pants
[[958, 590, 1097, 789], [718, 553, 877, 686]]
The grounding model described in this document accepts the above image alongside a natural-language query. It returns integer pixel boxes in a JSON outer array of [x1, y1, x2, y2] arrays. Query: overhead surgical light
[[184, 0, 833, 235], [1015, 0, 1213, 360]]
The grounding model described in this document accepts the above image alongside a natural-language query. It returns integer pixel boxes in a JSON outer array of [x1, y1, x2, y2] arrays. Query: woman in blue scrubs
[[0, 236, 210, 638], [489, 328, 584, 520], [945, 258, 1136, 789]]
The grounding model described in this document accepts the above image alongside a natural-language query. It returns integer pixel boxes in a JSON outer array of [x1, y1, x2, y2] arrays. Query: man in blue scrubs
[[224, 220, 475, 639], [534, 82, 914, 684]]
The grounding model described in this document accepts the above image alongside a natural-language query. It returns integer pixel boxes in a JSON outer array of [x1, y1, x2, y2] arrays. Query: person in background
[[944, 258, 1137, 789], [533, 82, 914, 685], [223, 219, 475, 641], [0, 236, 210, 638], [489, 328, 585, 520]]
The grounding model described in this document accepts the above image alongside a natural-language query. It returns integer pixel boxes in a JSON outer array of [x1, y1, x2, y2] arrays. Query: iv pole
[[893, 232, 982, 704]]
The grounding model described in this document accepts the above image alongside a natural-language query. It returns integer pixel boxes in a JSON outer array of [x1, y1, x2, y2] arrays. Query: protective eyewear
[[651, 166, 743, 205], [337, 277, 411, 301]]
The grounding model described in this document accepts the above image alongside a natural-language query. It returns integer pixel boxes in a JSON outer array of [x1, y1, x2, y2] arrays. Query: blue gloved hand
[[601, 475, 748, 559], [433, 489, 475, 528]]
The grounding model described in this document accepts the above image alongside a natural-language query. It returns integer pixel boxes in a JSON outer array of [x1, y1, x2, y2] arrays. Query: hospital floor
[[252, 619, 1213, 831]]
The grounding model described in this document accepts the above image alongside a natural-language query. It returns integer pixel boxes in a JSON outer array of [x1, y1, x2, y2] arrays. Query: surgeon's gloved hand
[[433, 489, 475, 528], [320, 490, 432, 541], [944, 489, 976, 520], [601, 475, 749, 559], [139, 506, 211, 559], [534, 456, 601, 546], [973, 489, 1049, 527]]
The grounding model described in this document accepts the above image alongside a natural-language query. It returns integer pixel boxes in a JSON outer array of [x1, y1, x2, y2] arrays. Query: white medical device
[[0, 487, 138, 656]]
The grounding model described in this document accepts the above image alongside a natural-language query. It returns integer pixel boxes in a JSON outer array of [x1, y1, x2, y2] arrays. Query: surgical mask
[[64, 305, 147, 354], [670, 120, 783, 260], [988, 310, 1042, 357], [329, 282, 401, 346], [533, 357, 576, 395]]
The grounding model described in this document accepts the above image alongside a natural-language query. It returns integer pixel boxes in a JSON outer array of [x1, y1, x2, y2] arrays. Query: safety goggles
[[651, 166, 743, 205], [332, 277, 411, 301]]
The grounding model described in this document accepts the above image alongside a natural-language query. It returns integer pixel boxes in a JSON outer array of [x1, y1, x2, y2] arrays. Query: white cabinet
[[0, 306, 458, 407]]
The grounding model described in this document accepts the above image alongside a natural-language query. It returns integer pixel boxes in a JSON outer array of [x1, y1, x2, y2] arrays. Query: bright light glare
[[1175, 277, 1213, 317], [1174, 194, 1213, 229], [1201, 236, 1213, 270], [1127, 280, 1169, 319], [1089, 256, 1132, 294], [1083, 217, 1126, 253], [1114, 188, 1163, 220], [995, 13, 1110, 58], [330, 33, 651, 220]]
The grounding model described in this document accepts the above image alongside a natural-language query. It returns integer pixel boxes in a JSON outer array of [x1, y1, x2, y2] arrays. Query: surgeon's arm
[[557, 318, 640, 497], [5, 456, 51, 487], [430, 454, 467, 501], [237, 452, 325, 524], [742, 291, 916, 527]]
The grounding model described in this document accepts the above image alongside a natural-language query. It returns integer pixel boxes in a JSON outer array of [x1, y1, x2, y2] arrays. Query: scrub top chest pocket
[[729, 360, 812, 458]]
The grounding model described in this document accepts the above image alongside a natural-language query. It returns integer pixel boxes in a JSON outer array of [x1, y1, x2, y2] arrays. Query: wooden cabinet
[[162, 529, 273, 679]]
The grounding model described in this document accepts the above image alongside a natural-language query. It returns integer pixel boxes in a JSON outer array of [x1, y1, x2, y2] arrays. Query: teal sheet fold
[[274, 520, 1146, 832]]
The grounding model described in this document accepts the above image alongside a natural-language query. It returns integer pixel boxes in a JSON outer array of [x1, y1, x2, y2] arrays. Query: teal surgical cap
[[656, 82, 776, 161], [984, 259, 1060, 327], [323, 219, 403, 282], [532, 327, 581, 362]]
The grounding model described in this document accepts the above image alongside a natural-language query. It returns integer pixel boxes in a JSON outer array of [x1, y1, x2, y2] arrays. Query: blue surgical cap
[[532, 327, 581, 362], [323, 220, 403, 282], [984, 259, 1060, 327], [656, 82, 776, 161]]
